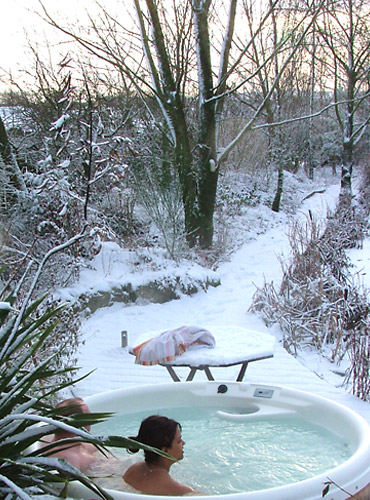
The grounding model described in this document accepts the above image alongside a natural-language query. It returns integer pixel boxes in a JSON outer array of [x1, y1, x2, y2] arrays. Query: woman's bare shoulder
[[123, 461, 144, 480], [165, 476, 197, 496]]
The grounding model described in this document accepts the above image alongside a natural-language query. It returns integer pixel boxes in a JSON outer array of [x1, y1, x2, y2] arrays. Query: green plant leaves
[[0, 268, 168, 499]]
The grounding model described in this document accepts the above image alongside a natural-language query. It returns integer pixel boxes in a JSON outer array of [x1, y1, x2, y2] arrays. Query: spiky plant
[[0, 258, 162, 500]]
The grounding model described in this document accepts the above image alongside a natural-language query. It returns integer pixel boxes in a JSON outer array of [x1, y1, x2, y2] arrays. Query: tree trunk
[[0, 116, 11, 164], [307, 29, 317, 181], [340, 12, 355, 195], [136, 0, 199, 245], [341, 141, 353, 193], [272, 164, 283, 212], [193, 0, 218, 248], [174, 121, 199, 247]]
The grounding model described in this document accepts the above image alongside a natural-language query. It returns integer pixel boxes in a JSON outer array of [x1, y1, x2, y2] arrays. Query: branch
[[133, 0, 177, 144], [251, 92, 370, 131], [352, 115, 370, 147], [214, 0, 281, 93], [1, 228, 89, 360], [218, 0, 324, 163], [210, 0, 315, 108]]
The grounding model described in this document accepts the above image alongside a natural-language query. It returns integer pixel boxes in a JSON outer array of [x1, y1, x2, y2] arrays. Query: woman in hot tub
[[123, 415, 200, 495]]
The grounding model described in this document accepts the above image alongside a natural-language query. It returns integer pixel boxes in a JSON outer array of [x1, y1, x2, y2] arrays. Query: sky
[[1, 1, 68, 72], [0, 0, 122, 89], [0, 0, 234, 92]]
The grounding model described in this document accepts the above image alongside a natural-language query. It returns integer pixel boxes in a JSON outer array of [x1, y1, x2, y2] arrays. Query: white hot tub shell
[[67, 382, 370, 500]]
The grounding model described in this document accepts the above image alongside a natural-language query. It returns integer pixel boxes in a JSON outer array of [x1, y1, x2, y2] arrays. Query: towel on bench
[[133, 325, 216, 366]]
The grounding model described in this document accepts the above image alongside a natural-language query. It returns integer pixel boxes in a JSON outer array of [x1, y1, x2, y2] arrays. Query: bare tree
[[39, 0, 321, 247], [316, 0, 370, 194], [226, 0, 322, 211]]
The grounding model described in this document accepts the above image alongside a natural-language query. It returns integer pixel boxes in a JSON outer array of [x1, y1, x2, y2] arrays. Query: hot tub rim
[[77, 381, 370, 500]]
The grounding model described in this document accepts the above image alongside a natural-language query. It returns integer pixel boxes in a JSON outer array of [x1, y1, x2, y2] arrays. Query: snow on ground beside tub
[[70, 177, 370, 424], [56, 243, 219, 304]]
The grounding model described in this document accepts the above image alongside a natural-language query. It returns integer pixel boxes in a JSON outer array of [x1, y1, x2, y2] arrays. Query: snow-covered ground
[[66, 172, 370, 425]]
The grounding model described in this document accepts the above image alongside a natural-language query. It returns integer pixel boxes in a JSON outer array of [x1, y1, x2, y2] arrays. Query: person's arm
[[51, 447, 82, 469]]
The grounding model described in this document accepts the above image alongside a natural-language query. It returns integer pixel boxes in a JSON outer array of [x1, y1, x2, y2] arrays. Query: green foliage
[[0, 273, 102, 499], [217, 182, 261, 215], [0, 268, 166, 499]]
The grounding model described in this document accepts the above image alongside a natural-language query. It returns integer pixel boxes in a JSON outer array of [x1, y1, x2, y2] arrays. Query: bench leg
[[204, 366, 215, 381], [166, 366, 181, 382], [236, 362, 249, 382], [186, 366, 215, 381], [186, 367, 197, 381]]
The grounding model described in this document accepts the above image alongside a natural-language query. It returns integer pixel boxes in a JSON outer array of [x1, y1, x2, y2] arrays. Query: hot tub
[[67, 382, 370, 500]]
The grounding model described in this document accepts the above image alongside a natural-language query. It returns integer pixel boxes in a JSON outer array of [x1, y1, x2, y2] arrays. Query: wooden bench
[[129, 325, 275, 382]]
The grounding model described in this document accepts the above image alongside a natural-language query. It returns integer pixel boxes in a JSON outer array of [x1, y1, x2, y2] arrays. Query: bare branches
[[249, 201, 370, 401], [218, 0, 325, 164], [14, 0, 370, 248]]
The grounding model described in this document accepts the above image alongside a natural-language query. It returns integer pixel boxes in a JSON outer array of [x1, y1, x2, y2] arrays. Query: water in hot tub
[[90, 406, 351, 495]]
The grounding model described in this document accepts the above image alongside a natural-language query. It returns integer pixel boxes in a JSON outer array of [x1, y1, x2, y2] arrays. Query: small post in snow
[[121, 330, 128, 348]]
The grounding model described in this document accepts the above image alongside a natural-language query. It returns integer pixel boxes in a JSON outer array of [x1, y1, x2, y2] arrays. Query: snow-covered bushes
[[0, 75, 143, 295], [33, 296, 81, 379], [129, 146, 187, 260], [250, 198, 370, 401], [346, 330, 370, 401]]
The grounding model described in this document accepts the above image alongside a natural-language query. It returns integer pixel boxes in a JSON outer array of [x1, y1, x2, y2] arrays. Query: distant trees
[[2, 0, 370, 251], [40, 0, 326, 247], [314, 0, 370, 194], [0, 112, 27, 196], [0, 115, 11, 163], [242, 0, 312, 212]]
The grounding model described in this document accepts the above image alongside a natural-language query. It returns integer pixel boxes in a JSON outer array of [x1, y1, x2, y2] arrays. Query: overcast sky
[[0, 0, 122, 89], [0, 0, 39, 75]]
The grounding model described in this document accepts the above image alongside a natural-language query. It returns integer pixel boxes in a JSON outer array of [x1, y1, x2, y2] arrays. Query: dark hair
[[129, 415, 181, 464]]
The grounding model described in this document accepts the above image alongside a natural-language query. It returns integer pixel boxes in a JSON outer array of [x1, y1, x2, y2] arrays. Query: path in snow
[[73, 200, 370, 424]]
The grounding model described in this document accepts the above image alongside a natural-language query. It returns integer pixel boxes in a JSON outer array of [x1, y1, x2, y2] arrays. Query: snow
[[68, 174, 370, 425], [50, 114, 70, 131], [57, 243, 219, 304], [347, 238, 370, 283], [0, 302, 13, 311]]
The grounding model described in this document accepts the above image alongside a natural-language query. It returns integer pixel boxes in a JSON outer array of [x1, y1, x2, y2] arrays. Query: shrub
[[130, 152, 187, 260], [0, 271, 110, 499], [249, 198, 370, 401]]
